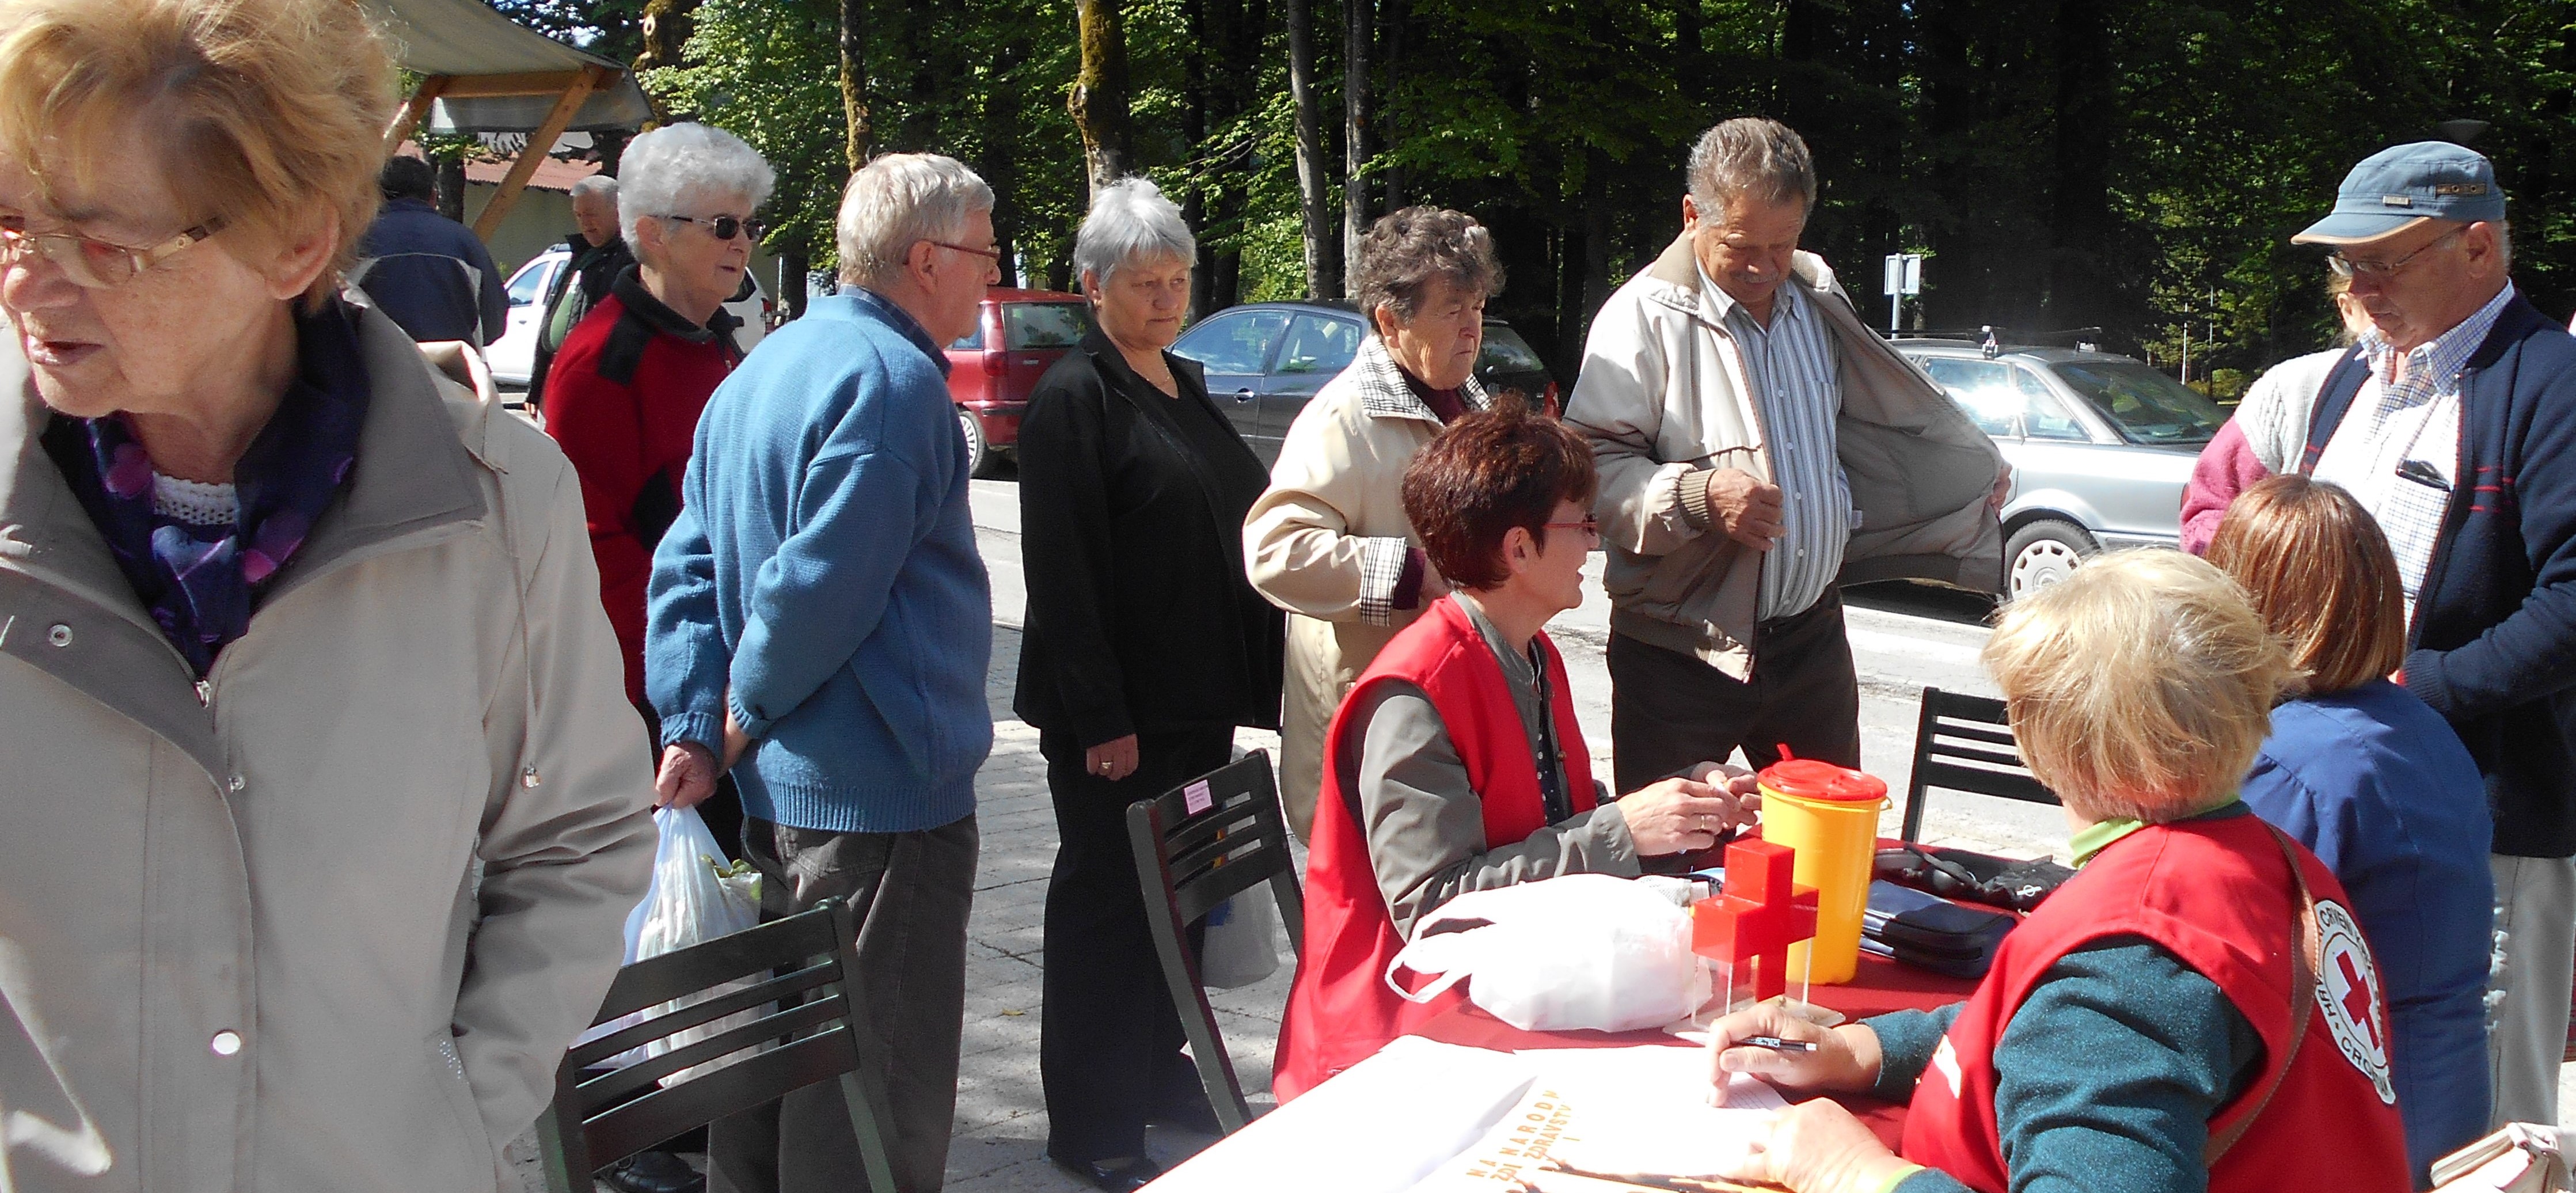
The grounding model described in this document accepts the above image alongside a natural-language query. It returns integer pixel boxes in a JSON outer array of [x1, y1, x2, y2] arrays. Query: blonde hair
[[0, 0, 397, 310], [1982, 550, 2294, 823]]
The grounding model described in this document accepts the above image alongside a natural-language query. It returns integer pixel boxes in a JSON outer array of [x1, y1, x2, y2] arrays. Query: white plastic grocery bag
[[1384, 873, 1707, 1032], [585, 807, 764, 1082]]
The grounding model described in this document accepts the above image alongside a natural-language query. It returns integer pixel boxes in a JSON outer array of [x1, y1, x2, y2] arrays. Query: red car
[[945, 287, 1092, 477]]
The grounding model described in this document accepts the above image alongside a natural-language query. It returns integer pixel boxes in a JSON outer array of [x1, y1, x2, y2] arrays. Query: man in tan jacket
[[1566, 117, 2008, 791]]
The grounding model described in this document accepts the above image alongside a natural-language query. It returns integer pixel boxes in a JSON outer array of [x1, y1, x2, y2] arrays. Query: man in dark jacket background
[[355, 154, 507, 346], [2292, 140, 2576, 1130], [529, 173, 632, 410]]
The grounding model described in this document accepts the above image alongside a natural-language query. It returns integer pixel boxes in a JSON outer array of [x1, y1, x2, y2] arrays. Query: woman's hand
[[1085, 734, 1141, 782], [1707, 1004, 1883, 1101], [1719, 1100, 1916, 1193], [1615, 776, 1752, 855]]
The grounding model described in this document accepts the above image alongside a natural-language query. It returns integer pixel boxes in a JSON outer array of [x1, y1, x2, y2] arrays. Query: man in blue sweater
[[646, 153, 1000, 1193], [2292, 141, 2576, 1130]]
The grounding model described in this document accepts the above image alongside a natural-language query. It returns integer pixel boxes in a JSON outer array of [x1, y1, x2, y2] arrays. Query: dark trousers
[[707, 814, 979, 1193], [1607, 587, 1863, 793], [1037, 727, 1230, 1161]]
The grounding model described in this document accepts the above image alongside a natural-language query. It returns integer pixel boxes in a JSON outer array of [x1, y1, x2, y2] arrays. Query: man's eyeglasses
[[663, 214, 766, 242], [0, 214, 224, 290], [1542, 517, 1601, 545], [927, 240, 1002, 261], [2328, 227, 2466, 279]]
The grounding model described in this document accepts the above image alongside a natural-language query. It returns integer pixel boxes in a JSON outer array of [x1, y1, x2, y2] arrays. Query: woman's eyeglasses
[[0, 214, 225, 290], [663, 214, 766, 242], [1542, 517, 1601, 545]]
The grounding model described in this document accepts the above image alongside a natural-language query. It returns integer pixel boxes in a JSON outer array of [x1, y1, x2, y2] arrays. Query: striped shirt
[[1701, 266, 1852, 621], [2312, 283, 2514, 626]]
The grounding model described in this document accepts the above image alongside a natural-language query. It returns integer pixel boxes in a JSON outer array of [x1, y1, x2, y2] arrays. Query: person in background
[[1563, 117, 2007, 795], [0, 0, 654, 1187], [2288, 140, 2576, 1129], [1244, 206, 1501, 842], [647, 153, 998, 1193], [1706, 550, 2409, 1193], [2207, 474, 2492, 1180], [529, 173, 631, 412], [1013, 176, 1285, 1192], [355, 153, 506, 347], [1274, 408, 1754, 1102], [2179, 272, 2374, 553]]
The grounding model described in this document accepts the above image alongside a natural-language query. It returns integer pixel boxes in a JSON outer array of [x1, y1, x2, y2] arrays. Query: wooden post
[[471, 66, 607, 241], [384, 75, 451, 154]]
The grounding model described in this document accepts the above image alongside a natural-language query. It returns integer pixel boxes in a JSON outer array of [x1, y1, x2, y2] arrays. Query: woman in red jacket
[[1274, 407, 1756, 1100], [1704, 550, 2410, 1193]]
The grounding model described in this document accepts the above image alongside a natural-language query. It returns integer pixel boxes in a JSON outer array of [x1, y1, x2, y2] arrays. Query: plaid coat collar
[[1350, 331, 1491, 423]]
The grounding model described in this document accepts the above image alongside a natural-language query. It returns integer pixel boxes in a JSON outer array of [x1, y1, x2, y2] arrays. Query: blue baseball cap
[[2293, 140, 2507, 246]]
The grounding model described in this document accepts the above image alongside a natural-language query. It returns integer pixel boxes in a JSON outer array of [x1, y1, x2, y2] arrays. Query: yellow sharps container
[[1756, 758, 1890, 985]]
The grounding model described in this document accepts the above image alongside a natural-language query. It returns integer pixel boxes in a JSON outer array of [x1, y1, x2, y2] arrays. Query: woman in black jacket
[[1014, 177, 1285, 1191]]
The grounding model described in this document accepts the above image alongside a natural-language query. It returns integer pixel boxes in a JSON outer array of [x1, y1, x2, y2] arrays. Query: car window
[[1919, 357, 2020, 438], [2051, 360, 2225, 446], [948, 329, 983, 351], [2015, 368, 2089, 441], [1275, 313, 1362, 375], [504, 260, 552, 307], [1172, 309, 1292, 375], [1005, 302, 1089, 350], [1479, 324, 1548, 373]]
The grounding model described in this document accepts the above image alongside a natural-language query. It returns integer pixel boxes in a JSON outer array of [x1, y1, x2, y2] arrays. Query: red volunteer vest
[[1271, 596, 1598, 1101], [1901, 814, 2409, 1192]]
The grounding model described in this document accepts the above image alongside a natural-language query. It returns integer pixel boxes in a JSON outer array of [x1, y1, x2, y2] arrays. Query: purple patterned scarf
[[41, 300, 372, 677]]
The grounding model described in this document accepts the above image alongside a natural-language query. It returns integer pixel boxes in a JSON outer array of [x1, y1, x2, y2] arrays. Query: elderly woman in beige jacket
[[0, 2, 653, 1190], [1245, 207, 1502, 839]]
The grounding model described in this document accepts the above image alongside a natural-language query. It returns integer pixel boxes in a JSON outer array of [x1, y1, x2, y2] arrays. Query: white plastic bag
[[623, 807, 763, 1083], [1385, 873, 1707, 1033], [1199, 892, 1281, 989]]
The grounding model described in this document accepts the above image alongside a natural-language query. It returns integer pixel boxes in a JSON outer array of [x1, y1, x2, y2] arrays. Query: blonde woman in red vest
[[1703, 550, 2410, 1193], [1273, 406, 1760, 1100]]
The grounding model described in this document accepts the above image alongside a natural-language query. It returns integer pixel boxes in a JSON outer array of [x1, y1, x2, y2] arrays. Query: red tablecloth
[[1407, 950, 1980, 1148]]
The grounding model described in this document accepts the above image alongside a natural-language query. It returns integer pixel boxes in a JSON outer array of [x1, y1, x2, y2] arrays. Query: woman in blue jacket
[[2209, 474, 2494, 1180]]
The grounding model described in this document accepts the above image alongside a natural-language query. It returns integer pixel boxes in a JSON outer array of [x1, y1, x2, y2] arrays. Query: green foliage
[[643, 0, 846, 267]]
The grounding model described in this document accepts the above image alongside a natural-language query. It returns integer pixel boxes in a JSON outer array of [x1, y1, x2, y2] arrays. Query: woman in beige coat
[[0, 2, 653, 1189], [1245, 207, 1502, 839]]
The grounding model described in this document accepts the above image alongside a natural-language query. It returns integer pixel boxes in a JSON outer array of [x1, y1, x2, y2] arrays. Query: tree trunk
[[592, 129, 631, 177], [1340, 0, 1371, 291], [1376, 0, 1408, 210], [840, 0, 871, 170], [782, 240, 811, 319], [434, 154, 466, 223], [2046, 0, 2114, 330], [1285, 0, 1336, 297], [632, 0, 701, 123], [1070, 0, 1135, 197]]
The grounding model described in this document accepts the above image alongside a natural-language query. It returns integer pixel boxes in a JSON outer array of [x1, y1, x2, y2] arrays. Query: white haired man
[[646, 153, 1001, 1193], [529, 172, 630, 410], [1564, 117, 2009, 792]]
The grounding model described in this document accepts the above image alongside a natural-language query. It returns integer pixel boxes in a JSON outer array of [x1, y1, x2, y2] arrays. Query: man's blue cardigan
[[647, 290, 993, 834], [2301, 292, 2576, 857]]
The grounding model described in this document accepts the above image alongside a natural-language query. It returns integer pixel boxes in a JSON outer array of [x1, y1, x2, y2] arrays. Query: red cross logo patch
[[2312, 898, 2395, 1104]]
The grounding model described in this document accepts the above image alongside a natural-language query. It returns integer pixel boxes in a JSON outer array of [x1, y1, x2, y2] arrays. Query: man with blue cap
[[2292, 140, 2576, 1131]]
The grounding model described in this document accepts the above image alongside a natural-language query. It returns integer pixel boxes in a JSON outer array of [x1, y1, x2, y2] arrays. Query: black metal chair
[[1899, 687, 2059, 842], [537, 897, 896, 1193], [1126, 750, 1306, 1135]]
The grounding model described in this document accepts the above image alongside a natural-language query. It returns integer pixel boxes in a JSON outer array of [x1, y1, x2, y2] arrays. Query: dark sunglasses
[[663, 214, 766, 242]]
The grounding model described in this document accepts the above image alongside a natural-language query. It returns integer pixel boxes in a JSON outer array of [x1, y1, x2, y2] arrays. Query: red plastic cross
[[2335, 951, 2383, 1053], [1692, 838, 1820, 1002]]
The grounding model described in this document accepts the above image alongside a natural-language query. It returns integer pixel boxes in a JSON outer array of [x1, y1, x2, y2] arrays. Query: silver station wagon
[[1893, 340, 2224, 598]]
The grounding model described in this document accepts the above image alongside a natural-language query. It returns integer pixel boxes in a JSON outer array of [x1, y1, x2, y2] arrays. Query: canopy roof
[[362, 0, 652, 133]]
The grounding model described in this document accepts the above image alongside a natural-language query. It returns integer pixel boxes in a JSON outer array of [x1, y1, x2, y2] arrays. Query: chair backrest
[[1900, 686, 2059, 842], [538, 897, 896, 1192], [1126, 750, 1304, 1134]]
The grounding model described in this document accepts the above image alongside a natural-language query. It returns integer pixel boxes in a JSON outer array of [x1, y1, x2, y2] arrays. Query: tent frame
[[384, 63, 620, 240]]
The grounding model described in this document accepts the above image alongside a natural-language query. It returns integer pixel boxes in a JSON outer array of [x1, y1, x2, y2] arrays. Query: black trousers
[[1037, 727, 1230, 1161], [1606, 587, 1863, 793]]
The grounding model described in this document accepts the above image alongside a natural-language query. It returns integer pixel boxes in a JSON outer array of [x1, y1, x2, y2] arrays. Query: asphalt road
[[967, 477, 2069, 860]]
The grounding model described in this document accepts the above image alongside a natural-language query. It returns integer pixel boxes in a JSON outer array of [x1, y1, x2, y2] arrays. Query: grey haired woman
[[1012, 177, 1283, 1191]]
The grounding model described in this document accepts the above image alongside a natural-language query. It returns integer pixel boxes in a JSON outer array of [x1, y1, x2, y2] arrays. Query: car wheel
[[958, 406, 999, 479], [2004, 519, 2096, 599]]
